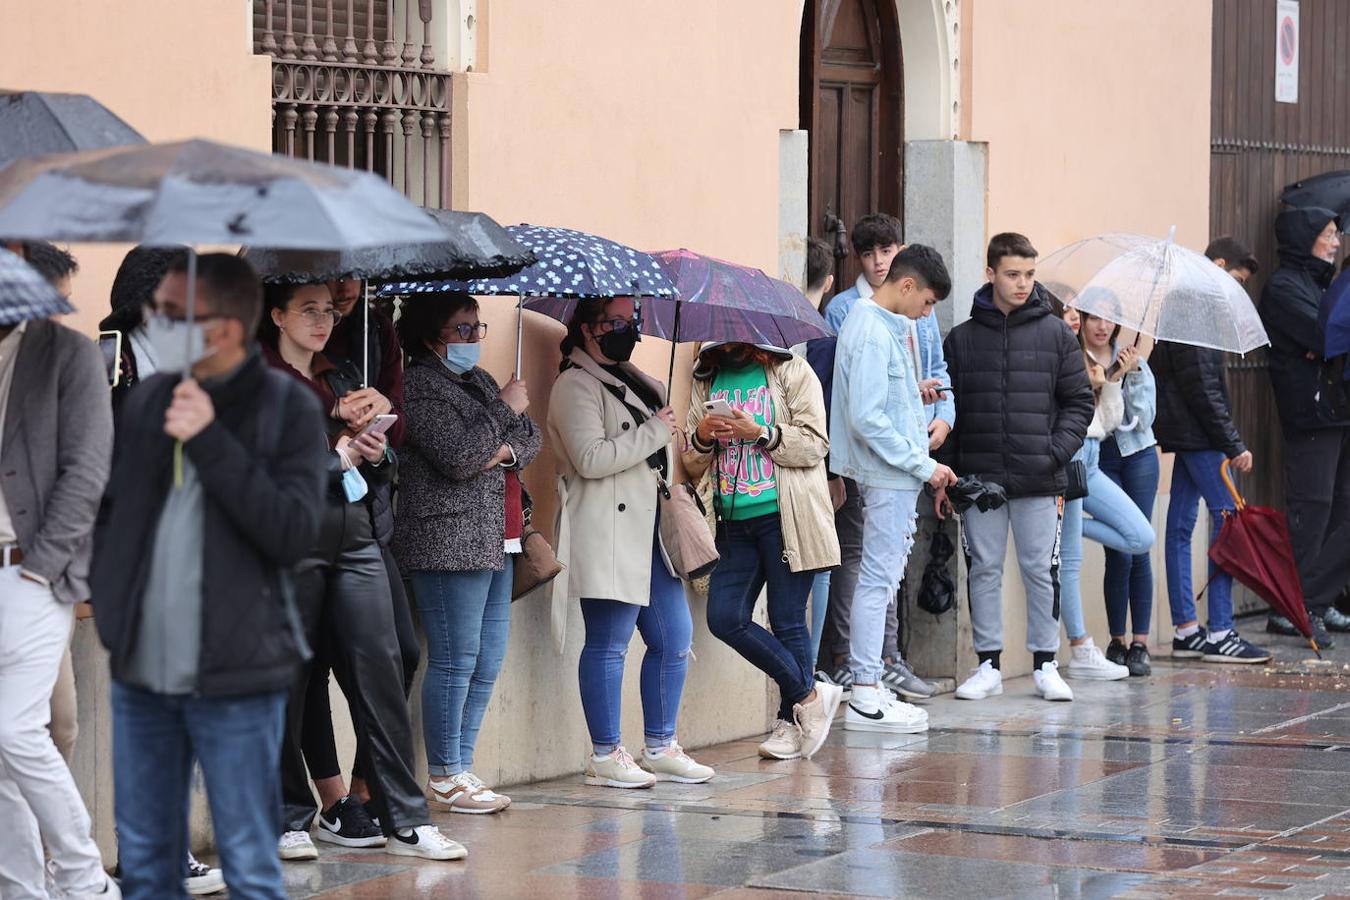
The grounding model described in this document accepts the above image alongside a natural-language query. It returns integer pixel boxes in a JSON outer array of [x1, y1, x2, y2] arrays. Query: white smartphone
[[358, 414, 398, 438], [703, 399, 736, 418]]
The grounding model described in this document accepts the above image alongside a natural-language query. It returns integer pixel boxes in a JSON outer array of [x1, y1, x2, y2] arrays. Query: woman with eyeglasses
[[260, 282, 465, 862], [548, 298, 715, 789], [392, 292, 540, 814]]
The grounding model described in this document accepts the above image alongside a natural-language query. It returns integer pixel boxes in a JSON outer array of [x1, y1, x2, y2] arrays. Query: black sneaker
[[1202, 630, 1271, 664], [1324, 607, 1350, 633], [186, 853, 225, 895], [1266, 613, 1299, 636], [1105, 639, 1128, 666], [1171, 627, 1208, 659], [315, 795, 386, 848], [1124, 642, 1152, 676], [1310, 616, 1336, 650]]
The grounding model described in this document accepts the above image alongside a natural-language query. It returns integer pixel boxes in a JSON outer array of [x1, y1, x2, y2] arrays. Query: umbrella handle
[[1219, 458, 1246, 511]]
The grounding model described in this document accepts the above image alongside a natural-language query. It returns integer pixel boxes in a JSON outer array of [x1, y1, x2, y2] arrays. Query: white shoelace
[[279, 831, 311, 848], [411, 825, 457, 851], [608, 747, 641, 771], [770, 719, 797, 741], [459, 772, 502, 800]]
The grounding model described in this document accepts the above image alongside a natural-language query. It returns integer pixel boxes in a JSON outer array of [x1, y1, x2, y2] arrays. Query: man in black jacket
[[938, 233, 1094, 703], [1152, 237, 1270, 663], [93, 254, 326, 900], [1260, 208, 1350, 645]]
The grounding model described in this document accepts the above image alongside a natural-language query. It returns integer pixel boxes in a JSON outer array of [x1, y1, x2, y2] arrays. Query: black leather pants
[[301, 544, 420, 784], [279, 498, 429, 834]]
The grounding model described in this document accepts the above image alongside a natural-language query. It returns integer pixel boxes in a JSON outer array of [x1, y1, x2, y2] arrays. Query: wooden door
[[801, 0, 903, 288]]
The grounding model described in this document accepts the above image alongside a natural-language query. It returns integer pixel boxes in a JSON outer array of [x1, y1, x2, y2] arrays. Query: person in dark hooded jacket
[[938, 233, 1094, 704], [1260, 206, 1350, 642]]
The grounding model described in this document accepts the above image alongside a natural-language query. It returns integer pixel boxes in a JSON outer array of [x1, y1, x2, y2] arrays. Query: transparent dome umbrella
[[1036, 228, 1270, 355]]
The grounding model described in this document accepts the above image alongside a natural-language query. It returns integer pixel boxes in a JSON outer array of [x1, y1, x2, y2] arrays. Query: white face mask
[[142, 314, 212, 373]]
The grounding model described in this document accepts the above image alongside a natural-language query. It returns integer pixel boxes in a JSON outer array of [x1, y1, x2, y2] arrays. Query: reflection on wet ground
[[278, 630, 1350, 898]]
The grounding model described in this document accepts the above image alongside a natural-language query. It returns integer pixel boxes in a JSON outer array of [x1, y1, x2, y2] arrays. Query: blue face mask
[[442, 342, 481, 375], [341, 465, 368, 503]]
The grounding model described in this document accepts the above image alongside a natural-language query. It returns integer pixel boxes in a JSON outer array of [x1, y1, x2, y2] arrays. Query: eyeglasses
[[442, 322, 488, 342], [289, 307, 341, 326], [595, 315, 642, 335]]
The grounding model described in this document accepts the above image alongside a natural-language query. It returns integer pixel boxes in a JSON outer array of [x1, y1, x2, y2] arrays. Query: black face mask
[[596, 328, 639, 363]]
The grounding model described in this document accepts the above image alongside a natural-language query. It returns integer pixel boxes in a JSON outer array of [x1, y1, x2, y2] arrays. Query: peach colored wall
[[960, 0, 1214, 675], [0, 0, 272, 337], [965, 0, 1212, 253]]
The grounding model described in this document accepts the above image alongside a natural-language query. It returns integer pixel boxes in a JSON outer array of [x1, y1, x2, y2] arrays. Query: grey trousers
[[820, 479, 904, 666], [961, 495, 1062, 654]]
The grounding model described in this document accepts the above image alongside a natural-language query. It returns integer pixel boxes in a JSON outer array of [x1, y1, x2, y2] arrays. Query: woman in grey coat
[[393, 292, 540, 813]]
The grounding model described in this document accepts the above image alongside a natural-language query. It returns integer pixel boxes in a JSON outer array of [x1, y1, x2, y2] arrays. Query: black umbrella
[[0, 247, 75, 326], [0, 89, 146, 170], [1282, 170, 1350, 221], [243, 209, 535, 284]]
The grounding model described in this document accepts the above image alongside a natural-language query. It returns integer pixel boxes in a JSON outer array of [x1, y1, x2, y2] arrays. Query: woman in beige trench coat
[[547, 297, 715, 790]]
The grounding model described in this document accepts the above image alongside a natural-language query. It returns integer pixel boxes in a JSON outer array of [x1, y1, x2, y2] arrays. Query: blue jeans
[[412, 558, 514, 777], [707, 513, 815, 722], [1098, 437, 1160, 637], [578, 536, 692, 754], [1060, 490, 1087, 642], [808, 570, 830, 668], [1165, 449, 1235, 631], [112, 682, 287, 900]]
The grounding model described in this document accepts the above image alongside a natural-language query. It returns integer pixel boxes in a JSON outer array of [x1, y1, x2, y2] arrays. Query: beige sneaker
[[584, 747, 656, 789], [793, 680, 843, 759], [758, 718, 803, 760], [429, 772, 508, 814], [639, 743, 715, 784], [463, 772, 511, 808]]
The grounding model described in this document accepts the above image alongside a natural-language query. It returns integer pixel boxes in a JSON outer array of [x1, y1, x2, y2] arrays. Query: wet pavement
[[278, 625, 1350, 898]]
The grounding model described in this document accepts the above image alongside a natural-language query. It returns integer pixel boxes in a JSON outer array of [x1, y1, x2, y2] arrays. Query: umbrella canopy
[[0, 246, 75, 325], [1037, 230, 1270, 354], [1203, 459, 1318, 654], [1282, 170, 1350, 222], [644, 249, 832, 346], [243, 209, 535, 284], [0, 139, 445, 249], [382, 223, 675, 299], [0, 89, 146, 170]]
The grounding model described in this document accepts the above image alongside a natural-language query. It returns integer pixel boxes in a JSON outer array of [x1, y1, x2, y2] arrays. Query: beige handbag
[[512, 524, 563, 600], [655, 472, 720, 580]]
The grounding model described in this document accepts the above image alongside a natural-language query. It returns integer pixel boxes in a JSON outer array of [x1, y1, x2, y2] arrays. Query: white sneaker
[[464, 772, 511, 808], [584, 747, 656, 789], [793, 680, 843, 758], [844, 684, 929, 733], [955, 660, 1003, 700], [277, 830, 318, 861], [1067, 638, 1129, 681], [186, 852, 226, 895], [758, 718, 803, 760], [1034, 660, 1074, 701], [639, 743, 715, 783], [388, 824, 468, 861]]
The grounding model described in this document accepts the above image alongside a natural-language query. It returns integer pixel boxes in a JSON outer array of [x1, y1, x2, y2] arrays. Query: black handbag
[[1063, 458, 1089, 502]]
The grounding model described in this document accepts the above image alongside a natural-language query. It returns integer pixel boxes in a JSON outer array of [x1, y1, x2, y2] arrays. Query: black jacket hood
[[971, 282, 1054, 325], [1275, 206, 1340, 286]]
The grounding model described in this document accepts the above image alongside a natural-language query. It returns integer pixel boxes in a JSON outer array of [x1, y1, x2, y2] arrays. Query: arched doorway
[[800, 0, 904, 289]]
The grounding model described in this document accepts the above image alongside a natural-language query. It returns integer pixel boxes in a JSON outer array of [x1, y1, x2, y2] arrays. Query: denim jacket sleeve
[[842, 329, 937, 483], [919, 312, 955, 427], [1123, 355, 1157, 431]]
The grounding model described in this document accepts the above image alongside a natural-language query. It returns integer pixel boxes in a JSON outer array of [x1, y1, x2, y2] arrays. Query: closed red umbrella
[[1200, 460, 1319, 656]]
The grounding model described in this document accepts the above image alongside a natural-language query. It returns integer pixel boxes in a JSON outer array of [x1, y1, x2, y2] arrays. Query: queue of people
[[1, 207, 1344, 899]]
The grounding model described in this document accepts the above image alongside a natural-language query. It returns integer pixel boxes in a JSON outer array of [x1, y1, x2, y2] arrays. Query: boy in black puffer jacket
[[938, 233, 1094, 703]]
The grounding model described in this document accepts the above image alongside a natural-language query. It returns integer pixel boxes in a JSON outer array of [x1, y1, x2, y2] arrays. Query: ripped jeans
[[850, 485, 920, 685], [578, 534, 692, 756]]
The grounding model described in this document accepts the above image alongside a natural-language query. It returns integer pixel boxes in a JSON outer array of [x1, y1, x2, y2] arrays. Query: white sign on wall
[[1276, 0, 1299, 104]]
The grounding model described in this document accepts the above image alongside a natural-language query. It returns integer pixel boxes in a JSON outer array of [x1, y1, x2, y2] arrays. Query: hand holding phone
[[703, 399, 735, 418], [359, 413, 398, 438]]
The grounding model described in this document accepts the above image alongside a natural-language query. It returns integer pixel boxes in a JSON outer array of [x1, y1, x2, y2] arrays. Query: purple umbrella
[[646, 248, 833, 383]]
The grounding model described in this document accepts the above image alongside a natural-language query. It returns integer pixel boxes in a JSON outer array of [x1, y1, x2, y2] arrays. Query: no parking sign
[[1276, 0, 1299, 104]]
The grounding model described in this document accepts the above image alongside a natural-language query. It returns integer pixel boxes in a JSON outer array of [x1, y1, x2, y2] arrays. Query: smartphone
[[358, 414, 398, 438], [98, 330, 123, 388], [703, 399, 736, 418]]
